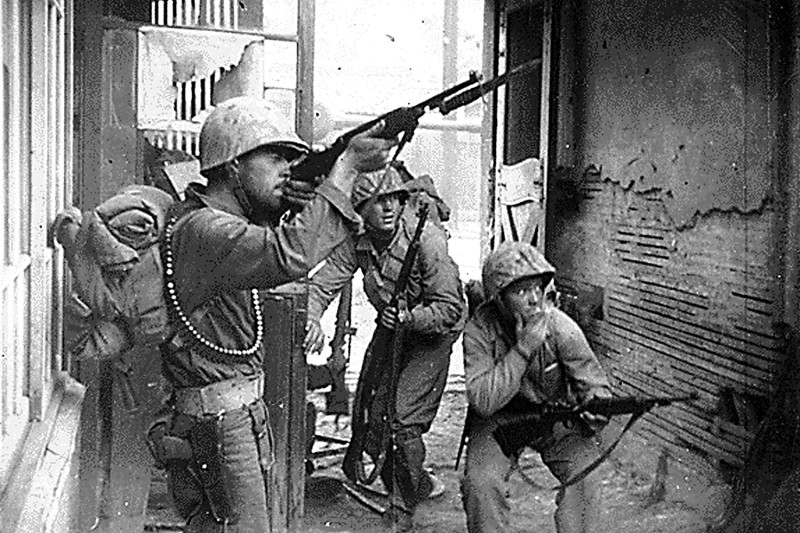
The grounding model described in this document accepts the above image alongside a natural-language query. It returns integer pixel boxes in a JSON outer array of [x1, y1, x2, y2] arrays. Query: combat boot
[[382, 504, 416, 532]]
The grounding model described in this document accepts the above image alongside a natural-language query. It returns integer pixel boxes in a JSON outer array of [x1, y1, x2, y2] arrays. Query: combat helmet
[[351, 165, 410, 211], [482, 241, 555, 301], [199, 96, 310, 174]]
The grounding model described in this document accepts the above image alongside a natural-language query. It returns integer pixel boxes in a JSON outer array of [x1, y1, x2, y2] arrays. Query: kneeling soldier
[[461, 241, 612, 533]]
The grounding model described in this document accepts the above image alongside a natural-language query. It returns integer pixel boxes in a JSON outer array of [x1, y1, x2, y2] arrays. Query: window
[[0, 0, 71, 485]]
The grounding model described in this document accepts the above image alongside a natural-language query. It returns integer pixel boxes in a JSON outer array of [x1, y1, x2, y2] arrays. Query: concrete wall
[[547, 0, 786, 470]]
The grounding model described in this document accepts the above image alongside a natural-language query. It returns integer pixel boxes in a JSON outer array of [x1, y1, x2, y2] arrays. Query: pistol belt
[[173, 374, 264, 416]]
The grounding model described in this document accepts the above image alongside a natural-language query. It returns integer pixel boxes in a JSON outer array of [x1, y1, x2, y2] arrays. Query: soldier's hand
[[378, 305, 406, 330], [326, 122, 397, 196], [514, 309, 550, 358], [49, 206, 82, 248], [281, 179, 317, 212], [304, 319, 326, 357], [343, 121, 399, 172], [579, 390, 611, 433]]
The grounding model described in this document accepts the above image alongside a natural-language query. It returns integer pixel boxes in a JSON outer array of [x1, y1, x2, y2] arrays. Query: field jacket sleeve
[[463, 307, 530, 417], [406, 227, 465, 335], [306, 238, 359, 323]]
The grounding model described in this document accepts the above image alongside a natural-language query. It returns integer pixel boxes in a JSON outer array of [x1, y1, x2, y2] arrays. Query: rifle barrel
[[439, 58, 542, 115]]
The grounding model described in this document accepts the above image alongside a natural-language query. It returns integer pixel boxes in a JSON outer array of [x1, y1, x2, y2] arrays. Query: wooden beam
[[479, 0, 498, 259], [73, 0, 104, 210], [295, 0, 314, 144], [782, 0, 800, 327]]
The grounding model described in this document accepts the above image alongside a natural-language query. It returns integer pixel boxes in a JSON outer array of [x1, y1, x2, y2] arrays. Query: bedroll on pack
[[56, 185, 175, 359], [390, 161, 452, 227]]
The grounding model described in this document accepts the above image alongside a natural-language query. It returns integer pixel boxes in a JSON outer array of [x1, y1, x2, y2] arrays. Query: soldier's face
[[361, 193, 403, 235], [237, 148, 293, 215], [501, 276, 546, 324]]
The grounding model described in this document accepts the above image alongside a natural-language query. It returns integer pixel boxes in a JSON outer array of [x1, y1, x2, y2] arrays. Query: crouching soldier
[[461, 241, 612, 533], [148, 96, 397, 532], [304, 165, 467, 531]]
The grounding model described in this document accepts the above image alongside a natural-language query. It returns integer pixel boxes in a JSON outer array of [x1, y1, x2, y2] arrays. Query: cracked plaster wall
[[572, 0, 773, 227]]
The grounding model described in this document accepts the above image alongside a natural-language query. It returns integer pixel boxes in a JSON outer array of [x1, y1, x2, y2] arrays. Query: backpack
[[60, 185, 176, 358], [391, 160, 453, 228]]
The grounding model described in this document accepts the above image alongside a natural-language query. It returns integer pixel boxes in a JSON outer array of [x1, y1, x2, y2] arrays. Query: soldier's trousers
[[461, 419, 605, 533], [167, 398, 274, 533], [364, 330, 457, 512]]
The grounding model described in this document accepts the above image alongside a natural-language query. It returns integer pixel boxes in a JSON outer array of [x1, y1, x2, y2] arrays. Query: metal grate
[[150, 0, 240, 30]]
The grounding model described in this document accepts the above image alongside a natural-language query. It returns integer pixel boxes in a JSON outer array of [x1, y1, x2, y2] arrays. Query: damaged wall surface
[[138, 26, 266, 128], [572, 0, 772, 227], [548, 0, 784, 469]]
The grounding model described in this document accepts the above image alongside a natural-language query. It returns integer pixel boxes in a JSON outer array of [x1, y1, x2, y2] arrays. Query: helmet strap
[[229, 159, 255, 219]]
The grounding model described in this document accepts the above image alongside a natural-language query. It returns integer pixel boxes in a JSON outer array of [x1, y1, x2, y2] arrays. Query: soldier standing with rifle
[[461, 241, 612, 533], [147, 96, 397, 533], [304, 165, 467, 532]]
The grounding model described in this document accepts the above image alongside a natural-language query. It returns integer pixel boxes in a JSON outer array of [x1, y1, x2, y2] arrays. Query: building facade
[[0, 1, 82, 532]]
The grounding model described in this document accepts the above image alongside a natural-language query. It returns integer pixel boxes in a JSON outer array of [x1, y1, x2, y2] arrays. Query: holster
[[146, 418, 193, 469], [188, 414, 238, 525]]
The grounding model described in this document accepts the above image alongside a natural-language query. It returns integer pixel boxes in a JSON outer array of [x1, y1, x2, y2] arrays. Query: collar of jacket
[[354, 217, 409, 260], [185, 182, 248, 219]]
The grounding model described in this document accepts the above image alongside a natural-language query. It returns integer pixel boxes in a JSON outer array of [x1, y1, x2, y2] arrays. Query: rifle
[[343, 204, 430, 487], [456, 392, 697, 471], [494, 392, 699, 429], [479, 392, 699, 490], [325, 279, 354, 416], [291, 59, 542, 184]]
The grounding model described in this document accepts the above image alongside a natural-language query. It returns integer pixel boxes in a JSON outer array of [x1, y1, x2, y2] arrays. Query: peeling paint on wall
[[213, 41, 265, 105], [574, 0, 772, 227], [559, 163, 774, 232]]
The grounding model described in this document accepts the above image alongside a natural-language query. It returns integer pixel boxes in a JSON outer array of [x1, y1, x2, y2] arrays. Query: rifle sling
[[553, 409, 646, 490]]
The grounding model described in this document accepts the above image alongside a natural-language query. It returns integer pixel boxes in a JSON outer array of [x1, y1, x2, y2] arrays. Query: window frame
[[0, 0, 72, 486]]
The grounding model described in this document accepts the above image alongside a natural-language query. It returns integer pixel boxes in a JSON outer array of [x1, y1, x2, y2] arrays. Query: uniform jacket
[[163, 181, 360, 388], [463, 302, 611, 419], [307, 209, 466, 337]]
